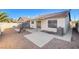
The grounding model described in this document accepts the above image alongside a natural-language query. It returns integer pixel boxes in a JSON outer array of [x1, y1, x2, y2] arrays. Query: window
[[31, 21, 34, 24], [48, 20, 57, 28]]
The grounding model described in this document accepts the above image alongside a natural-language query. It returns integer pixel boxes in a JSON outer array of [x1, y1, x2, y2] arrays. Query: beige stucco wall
[[0, 23, 20, 32], [30, 20, 37, 28], [41, 18, 66, 33], [64, 15, 70, 33], [41, 20, 57, 32], [30, 16, 70, 34]]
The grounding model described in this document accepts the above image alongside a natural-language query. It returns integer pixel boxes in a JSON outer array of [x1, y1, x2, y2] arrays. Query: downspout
[[68, 9, 71, 21]]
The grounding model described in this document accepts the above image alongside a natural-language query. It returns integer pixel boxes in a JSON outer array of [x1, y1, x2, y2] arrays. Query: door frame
[[36, 21, 41, 28]]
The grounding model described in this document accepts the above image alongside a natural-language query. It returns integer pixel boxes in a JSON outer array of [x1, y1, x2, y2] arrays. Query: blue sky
[[0, 9, 79, 21]]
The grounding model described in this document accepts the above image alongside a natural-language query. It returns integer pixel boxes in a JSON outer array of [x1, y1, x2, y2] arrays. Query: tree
[[0, 12, 13, 23]]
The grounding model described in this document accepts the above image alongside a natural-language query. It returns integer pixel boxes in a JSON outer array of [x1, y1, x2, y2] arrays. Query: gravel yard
[[0, 28, 78, 49]]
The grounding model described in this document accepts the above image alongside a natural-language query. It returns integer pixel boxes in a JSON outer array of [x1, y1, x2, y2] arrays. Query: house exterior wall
[[64, 15, 70, 34], [41, 18, 66, 33], [30, 20, 37, 28], [30, 16, 70, 34], [41, 19, 57, 32]]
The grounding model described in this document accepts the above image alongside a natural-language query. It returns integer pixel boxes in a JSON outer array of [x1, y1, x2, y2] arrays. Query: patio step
[[27, 29, 41, 33]]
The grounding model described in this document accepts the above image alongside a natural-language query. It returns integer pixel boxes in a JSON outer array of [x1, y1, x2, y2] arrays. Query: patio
[[24, 29, 72, 47], [0, 28, 78, 49]]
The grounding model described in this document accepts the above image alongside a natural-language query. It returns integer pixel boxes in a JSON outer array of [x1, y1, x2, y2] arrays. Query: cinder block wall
[[0, 23, 20, 32]]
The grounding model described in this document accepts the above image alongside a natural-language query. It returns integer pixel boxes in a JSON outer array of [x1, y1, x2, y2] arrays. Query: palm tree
[[0, 12, 11, 22]]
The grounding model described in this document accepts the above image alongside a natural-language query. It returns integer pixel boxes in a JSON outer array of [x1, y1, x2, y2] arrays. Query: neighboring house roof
[[17, 17, 30, 23], [34, 11, 70, 20]]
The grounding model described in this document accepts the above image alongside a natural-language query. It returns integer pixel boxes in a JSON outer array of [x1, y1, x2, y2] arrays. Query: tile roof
[[34, 11, 69, 20], [17, 17, 30, 22]]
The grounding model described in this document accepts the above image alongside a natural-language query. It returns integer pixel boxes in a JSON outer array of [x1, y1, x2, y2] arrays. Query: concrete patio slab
[[51, 30, 72, 42], [24, 30, 72, 47], [24, 32, 53, 47], [26, 29, 41, 33]]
